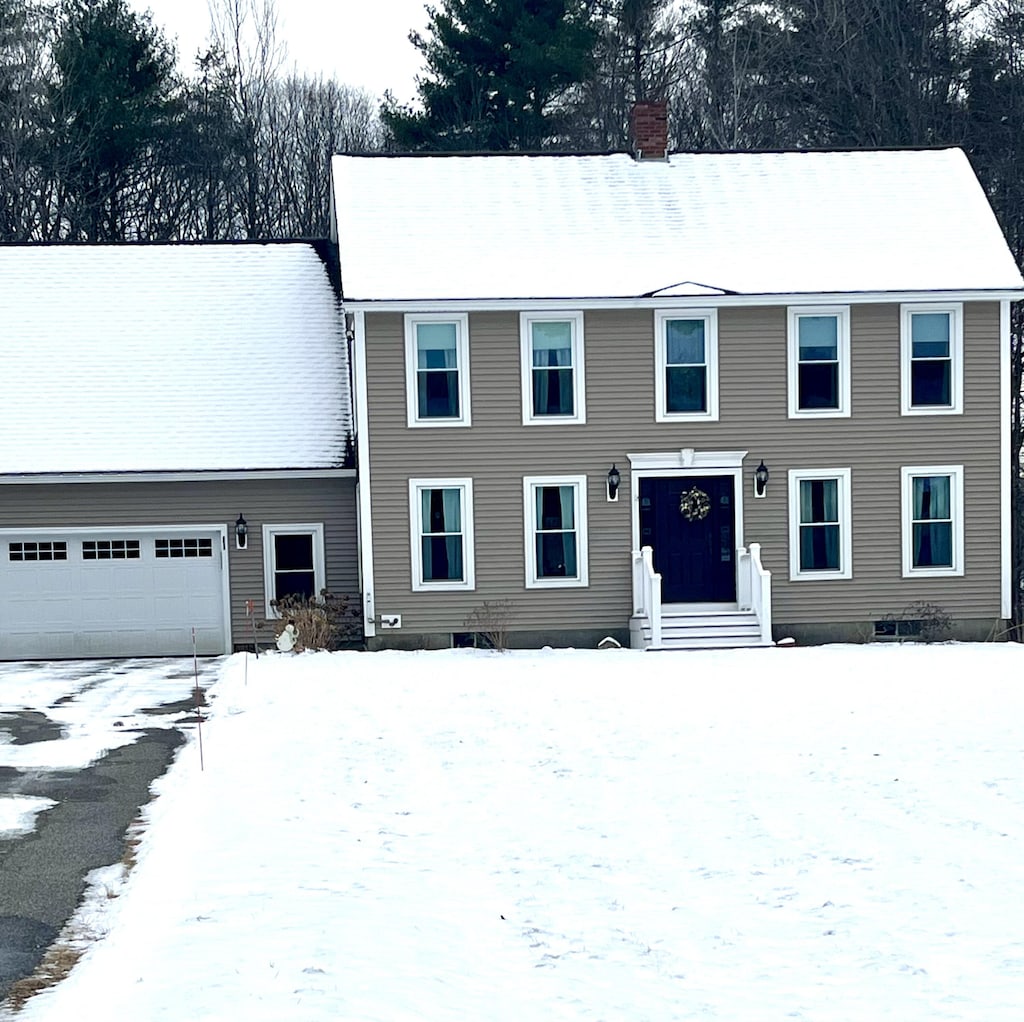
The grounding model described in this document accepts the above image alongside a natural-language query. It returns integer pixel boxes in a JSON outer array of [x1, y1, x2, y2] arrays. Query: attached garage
[[0, 527, 230, 659]]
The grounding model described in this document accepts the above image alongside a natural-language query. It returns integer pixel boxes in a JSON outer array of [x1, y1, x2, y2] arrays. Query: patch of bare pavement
[[0, 658, 223, 1004]]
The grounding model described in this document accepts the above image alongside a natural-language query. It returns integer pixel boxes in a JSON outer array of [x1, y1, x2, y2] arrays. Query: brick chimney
[[630, 101, 668, 161]]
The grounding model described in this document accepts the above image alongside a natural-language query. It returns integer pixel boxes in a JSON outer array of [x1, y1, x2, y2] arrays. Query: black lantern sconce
[[753, 460, 770, 499], [607, 464, 621, 502], [235, 513, 248, 550]]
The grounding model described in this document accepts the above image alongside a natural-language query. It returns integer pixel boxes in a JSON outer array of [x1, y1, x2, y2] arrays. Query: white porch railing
[[630, 546, 662, 648], [742, 543, 773, 646], [632, 543, 773, 649]]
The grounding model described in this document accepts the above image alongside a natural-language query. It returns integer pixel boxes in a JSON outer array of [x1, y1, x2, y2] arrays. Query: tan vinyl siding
[[364, 303, 1003, 638], [0, 477, 358, 644]]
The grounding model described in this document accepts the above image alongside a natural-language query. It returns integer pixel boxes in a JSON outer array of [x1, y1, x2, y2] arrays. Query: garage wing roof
[[0, 242, 350, 474], [332, 147, 1024, 302]]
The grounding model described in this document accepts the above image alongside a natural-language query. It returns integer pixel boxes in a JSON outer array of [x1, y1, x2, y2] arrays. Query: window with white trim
[[262, 524, 326, 616], [788, 469, 852, 580], [519, 312, 586, 424], [404, 314, 471, 427], [408, 478, 475, 591], [900, 304, 963, 415], [523, 475, 589, 588], [787, 307, 850, 417], [900, 466, 964, 577], [655, 310, 719, 421]]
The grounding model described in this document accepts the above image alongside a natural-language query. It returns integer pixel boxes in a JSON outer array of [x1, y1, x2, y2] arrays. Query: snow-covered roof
[[331, 148, 1024, 302], [0, 242, 350, 475]]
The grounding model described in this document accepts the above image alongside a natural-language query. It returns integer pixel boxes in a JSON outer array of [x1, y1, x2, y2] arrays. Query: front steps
[[633, 607, 768, 650]]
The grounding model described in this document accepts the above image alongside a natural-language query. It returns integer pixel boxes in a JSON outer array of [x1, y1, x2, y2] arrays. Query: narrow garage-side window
[[262, 524, 325, 616], [274, 534, 315, 600]]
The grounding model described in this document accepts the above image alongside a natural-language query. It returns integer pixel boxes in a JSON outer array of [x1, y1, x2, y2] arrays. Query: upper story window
[[520, 312, 586, 424], [787, 306, 850, 418], [655, 310, 719, 421], [408, 478, 475, 591], [404, 314, 471, 428], [901, 466, 964, 577], [900, 304, 963, 415], [787, 468, 853, 581]]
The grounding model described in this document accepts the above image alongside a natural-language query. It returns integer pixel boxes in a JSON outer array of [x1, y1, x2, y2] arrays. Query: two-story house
[[332, 113, 1024, 649]]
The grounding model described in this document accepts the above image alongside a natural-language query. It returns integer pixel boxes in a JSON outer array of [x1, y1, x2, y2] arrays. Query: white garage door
[[0, 528, 228, 659]]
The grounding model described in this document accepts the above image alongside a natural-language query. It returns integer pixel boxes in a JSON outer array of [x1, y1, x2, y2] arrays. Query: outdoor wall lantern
[[607, 464, 621, 502], [235, 513, 248, 550], [753, 461, 770, 499]]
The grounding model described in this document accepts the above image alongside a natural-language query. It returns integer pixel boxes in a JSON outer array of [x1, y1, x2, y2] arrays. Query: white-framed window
[[900, 304, 963, 415], [262, 523, 326, 616], [523, 475, 589, 588], [787, 306, 851, 418], [654, 309, 719, 421], [787, 468, 853, 581], [900, 465, 964, 577], [519, 312, 586, 424], [404, 313, 471, 427], [408, 478, 475, 591]]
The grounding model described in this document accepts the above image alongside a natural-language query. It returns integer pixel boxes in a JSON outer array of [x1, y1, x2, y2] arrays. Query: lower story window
[[409, 478, 475, 591], [524, 475, 589, 587], [901, 466, 964, 577], [788, 469, 852, 581], [262, 524, 326, 615]]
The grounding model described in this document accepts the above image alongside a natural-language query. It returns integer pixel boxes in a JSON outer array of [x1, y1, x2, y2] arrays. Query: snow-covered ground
[[6, 644, 1024, 1021]]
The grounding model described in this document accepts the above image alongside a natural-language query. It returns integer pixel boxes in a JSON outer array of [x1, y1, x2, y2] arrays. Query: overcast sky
[[131, 0, 428, 101]]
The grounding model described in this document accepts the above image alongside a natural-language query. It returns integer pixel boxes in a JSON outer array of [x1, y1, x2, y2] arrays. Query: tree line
[[0, 0, 379, 241]]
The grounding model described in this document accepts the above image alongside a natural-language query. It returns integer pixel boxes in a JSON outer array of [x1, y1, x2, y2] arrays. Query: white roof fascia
[[344, 289, 1024, 314], [0, 469, 355, 486]]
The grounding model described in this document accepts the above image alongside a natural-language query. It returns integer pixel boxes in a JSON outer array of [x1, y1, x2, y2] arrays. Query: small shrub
[[462, 599, 516, 651], [269, 591, 362, 651]]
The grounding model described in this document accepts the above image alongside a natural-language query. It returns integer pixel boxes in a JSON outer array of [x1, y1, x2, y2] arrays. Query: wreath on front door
[[679, 486, 711, 522]]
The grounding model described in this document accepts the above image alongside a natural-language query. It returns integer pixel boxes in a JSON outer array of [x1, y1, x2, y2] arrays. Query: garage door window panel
[[83, 539, 141, 560], [156, 537, 213, 558], [10, 541, 68, 562]]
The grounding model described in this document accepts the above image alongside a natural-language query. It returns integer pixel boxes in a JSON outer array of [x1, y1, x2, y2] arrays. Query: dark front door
[[639, 475, 736, 603]]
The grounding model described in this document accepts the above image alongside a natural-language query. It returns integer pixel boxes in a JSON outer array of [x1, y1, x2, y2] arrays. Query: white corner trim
[[352, 310, 376, 637], [1000, 300, 1011, 618]]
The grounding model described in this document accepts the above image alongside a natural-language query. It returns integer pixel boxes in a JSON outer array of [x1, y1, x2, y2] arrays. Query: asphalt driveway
[[0, 657, 224, 1002]]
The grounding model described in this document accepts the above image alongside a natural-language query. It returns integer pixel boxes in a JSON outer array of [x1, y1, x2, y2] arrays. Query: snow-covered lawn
[[8, 644, 1024, 1021]]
